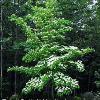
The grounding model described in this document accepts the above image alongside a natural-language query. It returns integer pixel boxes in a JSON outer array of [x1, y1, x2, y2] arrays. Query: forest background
[[1, 0, 100, 99]]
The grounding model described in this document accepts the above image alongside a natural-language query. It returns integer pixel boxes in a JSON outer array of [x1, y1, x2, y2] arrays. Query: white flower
[[58, 87, 64, 93], [47, 55, 59, 66], [69, 46, 78, 50]]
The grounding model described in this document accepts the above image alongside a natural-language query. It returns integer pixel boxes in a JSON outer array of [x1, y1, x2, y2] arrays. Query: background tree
[[0, 0, 31, 98]]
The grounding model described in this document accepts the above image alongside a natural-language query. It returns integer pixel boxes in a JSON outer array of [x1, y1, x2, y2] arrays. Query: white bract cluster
[[69, 46, 78, 50], [57, 86, 71, 96], [47, 55, 59, 67], [75, 60, 85, 72], [54, 72, 79, 96], [22, 73, 51, 94], [69, 60, 85, 72], [22, 77, 40, 94]]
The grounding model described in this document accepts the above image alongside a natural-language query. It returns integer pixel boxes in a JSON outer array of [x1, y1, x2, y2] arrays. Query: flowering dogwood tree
[[8, 0, 94, 97]]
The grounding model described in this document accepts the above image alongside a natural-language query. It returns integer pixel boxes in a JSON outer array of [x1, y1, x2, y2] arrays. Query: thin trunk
[[0, 0, 3, 98], [51, 83, 54, 100], [14, 52, 17, 95], [88, 65, 92, 91], [51, 72, 54, 100], [14, 27, 18, 95]]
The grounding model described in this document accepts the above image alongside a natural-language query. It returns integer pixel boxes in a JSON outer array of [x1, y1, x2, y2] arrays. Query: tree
[[57, 0, 99, 48], [1, 0, 33, 98], [7, 0, 94, 98]]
